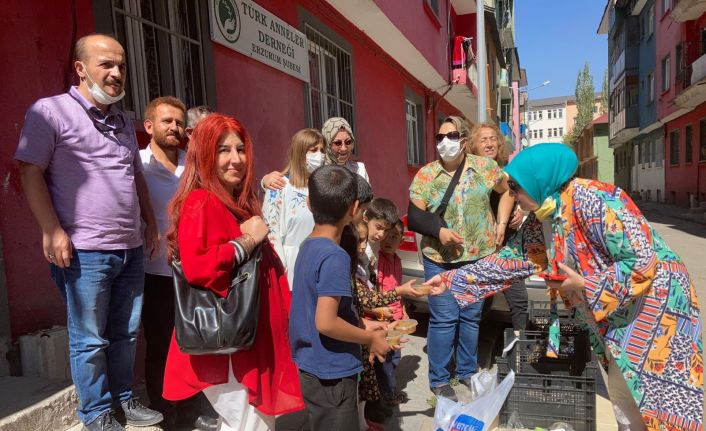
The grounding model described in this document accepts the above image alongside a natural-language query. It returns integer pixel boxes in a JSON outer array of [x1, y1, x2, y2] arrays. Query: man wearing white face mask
[[14, 34, 162, 430], [408, 115, 514, 401], [262, 128, 327, 289]]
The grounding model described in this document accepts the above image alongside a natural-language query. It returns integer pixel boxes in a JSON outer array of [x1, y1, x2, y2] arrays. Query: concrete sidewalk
[[377, 313, 618, 431], [637, 201, 706, 226]]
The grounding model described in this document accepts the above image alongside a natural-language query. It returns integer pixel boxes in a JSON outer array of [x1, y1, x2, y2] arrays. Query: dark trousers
[[142, 273, 175, 413], [298, 370, 359, 431], [142, 273, 215, 422], [502, 279, 529, 330], [374, 349, 401, 396]]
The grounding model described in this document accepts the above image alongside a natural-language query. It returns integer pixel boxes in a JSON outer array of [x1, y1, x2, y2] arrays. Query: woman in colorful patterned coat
[[426, 143, 703, 431]]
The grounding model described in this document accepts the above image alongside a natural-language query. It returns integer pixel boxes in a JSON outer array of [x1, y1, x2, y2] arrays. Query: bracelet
[[241, 233, 256, 251]]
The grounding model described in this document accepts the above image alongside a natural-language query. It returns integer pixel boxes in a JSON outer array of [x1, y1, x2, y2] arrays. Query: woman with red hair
[[163, 114, 304, 430]]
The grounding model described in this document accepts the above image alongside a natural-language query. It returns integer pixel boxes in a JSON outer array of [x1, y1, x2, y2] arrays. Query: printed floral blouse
[[409, 154, 505, 264], [440, 180, 703, 431]]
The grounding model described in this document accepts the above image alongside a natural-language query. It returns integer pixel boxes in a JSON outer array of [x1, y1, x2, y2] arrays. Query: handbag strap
[[433, 158, 465, 219]]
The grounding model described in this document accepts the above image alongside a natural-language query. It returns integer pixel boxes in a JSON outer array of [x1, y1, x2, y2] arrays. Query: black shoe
[[366, 400, 393, 417], [120, 398, 164, 427], [431, 384, 457, 401], [194, 414, 218, 431], [85, 411, 124, 431], [363, 402, 387, 423]]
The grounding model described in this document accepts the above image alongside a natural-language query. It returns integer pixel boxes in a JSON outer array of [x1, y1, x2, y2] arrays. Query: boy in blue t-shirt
[[290, 166, 391, 431]]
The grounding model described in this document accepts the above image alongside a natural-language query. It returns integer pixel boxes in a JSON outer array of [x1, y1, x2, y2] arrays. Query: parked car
[[396, 215, 550, 324]]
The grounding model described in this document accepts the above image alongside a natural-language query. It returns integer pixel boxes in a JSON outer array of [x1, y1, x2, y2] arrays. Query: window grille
[[405, 99, 424, 165], [700, 119, 706, 161], [112, 0, 207, 119], [304, 24, 354, 132], [669, 130, 680, 165]]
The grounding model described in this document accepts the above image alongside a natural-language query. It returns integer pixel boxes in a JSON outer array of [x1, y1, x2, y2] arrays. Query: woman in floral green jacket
[[408, 115, 514, 400]]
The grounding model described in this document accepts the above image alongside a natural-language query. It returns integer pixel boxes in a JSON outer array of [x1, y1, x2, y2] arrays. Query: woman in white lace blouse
[[262, 129, 325, 289]]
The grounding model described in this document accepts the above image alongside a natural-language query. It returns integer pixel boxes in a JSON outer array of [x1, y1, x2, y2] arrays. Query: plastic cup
[[395, 319, 418, 335], [386, 330, 402, 347]]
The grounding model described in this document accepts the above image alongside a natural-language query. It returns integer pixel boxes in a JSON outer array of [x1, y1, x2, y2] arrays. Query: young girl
[[340, 222, 419, 429], [375, 220, 408, 406]]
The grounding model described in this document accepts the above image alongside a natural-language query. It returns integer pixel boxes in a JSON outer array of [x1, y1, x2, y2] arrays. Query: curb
[[0, 384, 78, 431]]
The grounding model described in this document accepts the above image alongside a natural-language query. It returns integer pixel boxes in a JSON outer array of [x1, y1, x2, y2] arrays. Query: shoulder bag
[[407, 161, 465, 238], [172, 245, 262, 355]]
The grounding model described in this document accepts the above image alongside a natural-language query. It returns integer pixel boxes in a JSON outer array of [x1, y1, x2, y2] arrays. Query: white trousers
[[600, 353, 646, 431], [202, 362, 275, 431]]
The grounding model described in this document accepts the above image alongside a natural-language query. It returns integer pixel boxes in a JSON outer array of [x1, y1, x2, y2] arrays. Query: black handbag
[[407, 161, 465, 238], [172, 245, 262, 355]]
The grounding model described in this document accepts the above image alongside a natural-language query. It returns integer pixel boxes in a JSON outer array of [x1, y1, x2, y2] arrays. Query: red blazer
[[162, 189, 304, 416]]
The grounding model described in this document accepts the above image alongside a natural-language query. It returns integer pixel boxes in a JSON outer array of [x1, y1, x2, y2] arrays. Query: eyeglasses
[[435, 131, 463, 143], [507, 179, 521, 193], [479, 136, 498, 144], [331, 138, 354, 147]]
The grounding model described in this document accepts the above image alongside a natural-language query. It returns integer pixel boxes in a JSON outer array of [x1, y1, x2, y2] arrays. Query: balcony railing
[[676, 41, 706, 93], [610, 106, 638, 139]]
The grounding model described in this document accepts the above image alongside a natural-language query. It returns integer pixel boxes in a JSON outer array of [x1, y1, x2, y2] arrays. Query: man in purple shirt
[[15, 34, 163, 431]]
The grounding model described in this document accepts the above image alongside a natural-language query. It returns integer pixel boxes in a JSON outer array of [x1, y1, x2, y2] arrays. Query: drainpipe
[[477, 0, 486, 123]]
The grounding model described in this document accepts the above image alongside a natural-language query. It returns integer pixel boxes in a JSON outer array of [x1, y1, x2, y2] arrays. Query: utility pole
[[477, 0, 486, 123]]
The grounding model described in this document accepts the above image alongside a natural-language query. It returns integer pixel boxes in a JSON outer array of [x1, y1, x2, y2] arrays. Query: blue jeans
[[51, 247, 144, 424], [423, 257, 484, 388]]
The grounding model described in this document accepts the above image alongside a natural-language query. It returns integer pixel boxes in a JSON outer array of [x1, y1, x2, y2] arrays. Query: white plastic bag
[[433, 369, 515, 431]]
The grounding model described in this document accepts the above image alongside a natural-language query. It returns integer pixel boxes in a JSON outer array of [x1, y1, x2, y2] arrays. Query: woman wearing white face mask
[[262, 128, 325, 289], [261, 117, 369, 190], [408, 116, 514, 400]]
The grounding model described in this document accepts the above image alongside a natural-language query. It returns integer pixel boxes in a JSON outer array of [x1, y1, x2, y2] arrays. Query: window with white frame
[[538, 110, 543, 120], [558, 109, 563, 118], [109, 0, 209, 120], [647, 4, 654, 36], [559, 127, 564, 136], [405, 93, 425, 165], [548, 110, 553, 119], [539, 129, 544, 139], [655, 136, 664, 166], [662, 56, 670, 91], [548, 129, 553, 138], [648, 72, 655, 102], [304, 24, 354, 131]]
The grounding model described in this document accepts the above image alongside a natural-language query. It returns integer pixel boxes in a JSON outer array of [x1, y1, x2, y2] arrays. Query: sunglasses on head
[[507, 179, 521, 192], [435, 131, 463, 143]]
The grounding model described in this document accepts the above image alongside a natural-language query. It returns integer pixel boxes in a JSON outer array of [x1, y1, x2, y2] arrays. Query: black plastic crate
[[504, 329, 591, 376], [497, 358, 597, 431], [528, 300, 583, 332]]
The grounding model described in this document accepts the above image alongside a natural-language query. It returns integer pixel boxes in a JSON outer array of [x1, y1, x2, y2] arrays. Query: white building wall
[[631, 135, 665, 202], [526, 104, 567, 145]]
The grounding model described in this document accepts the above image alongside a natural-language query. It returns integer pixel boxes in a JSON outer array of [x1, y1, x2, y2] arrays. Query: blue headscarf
[[504, 143, 578, 205]]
